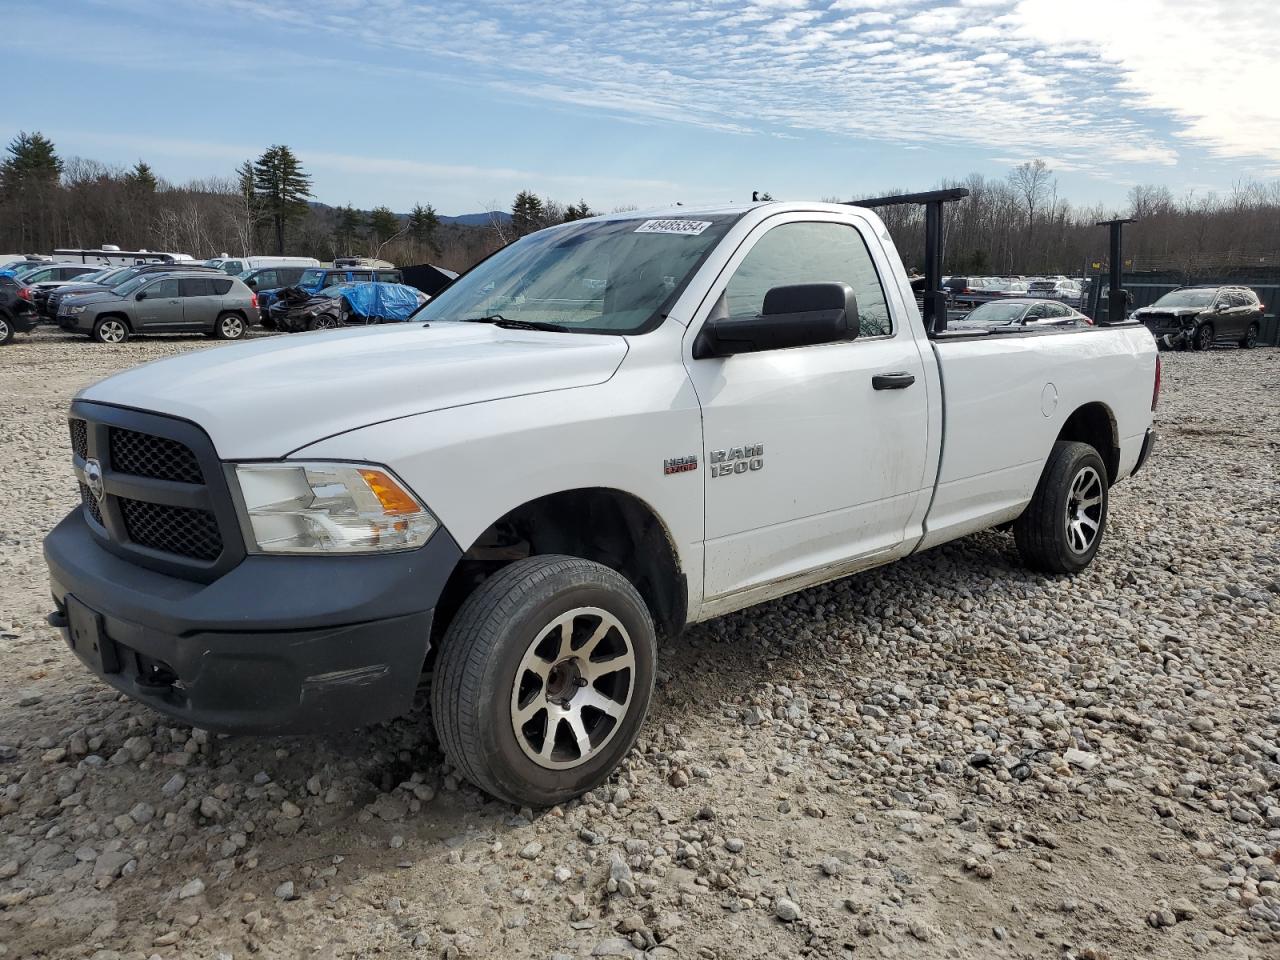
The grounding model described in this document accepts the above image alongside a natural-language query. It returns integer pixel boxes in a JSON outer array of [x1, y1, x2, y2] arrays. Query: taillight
[[1152, 354, 1161, 411], [17, 286, 31, 301], [250, 293, 258, 309]]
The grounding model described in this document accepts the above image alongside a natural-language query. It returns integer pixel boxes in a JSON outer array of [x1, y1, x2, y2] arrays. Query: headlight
[[69, 305, 88, 314], [234, 462, 438, 554]]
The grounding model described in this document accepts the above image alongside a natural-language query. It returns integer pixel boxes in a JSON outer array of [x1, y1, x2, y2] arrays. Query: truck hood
[[78, 322, 629, 458], [1134, 306, 1201, 317]]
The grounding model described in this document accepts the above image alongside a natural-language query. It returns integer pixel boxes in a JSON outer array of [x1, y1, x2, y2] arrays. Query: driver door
[[134, 278, 182, 330], [684, 213, 932, 602]]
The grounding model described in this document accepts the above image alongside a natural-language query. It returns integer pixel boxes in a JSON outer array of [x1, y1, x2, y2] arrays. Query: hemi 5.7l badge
[[664, 455, 698, 475]]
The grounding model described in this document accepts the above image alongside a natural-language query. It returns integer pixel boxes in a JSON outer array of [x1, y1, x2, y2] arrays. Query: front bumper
[[57, 312, 91, 332], [45, 509, 462, 734]]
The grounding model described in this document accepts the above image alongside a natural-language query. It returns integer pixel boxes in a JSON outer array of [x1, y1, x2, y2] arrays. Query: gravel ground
[[1, 329, 1278, 960]]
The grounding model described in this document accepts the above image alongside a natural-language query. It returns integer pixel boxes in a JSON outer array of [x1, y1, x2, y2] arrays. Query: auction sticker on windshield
[[635, 219, 713, 236]]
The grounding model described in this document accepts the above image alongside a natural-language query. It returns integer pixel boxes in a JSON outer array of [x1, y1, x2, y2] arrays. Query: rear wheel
[[214, 312, 245, 340], [1240, 322, 1259, 349], [307, 313, 341, 331], [92, 317, 129, 344], [0, 313, 13, 345], [1014, 440, 1109, 574], [432, 555, 656, 807], [1194, 322, 1214, 351]]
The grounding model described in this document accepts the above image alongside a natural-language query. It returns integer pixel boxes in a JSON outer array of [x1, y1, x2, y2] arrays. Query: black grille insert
[[79, 481, 103, 526], [119, 498, 222, 562], [69, 419, 88, 459], [110, 428, 204, 484]]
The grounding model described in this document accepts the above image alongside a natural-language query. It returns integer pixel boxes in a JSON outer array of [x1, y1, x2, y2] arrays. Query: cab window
[[724, 221, 892, 338]]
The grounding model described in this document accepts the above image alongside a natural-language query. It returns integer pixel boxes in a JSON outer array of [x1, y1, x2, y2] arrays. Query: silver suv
[[56, 271, 258, 343]]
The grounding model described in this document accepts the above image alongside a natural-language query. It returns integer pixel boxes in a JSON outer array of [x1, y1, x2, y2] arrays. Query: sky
[[7, 0, 1279, 216]]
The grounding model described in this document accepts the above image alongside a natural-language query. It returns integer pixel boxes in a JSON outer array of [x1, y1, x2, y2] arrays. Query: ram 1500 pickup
[[45, 199, 1159, 806]]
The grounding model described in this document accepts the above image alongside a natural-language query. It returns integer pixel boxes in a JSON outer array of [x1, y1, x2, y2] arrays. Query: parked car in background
[[1027, 278, 1083, 301], [944, 276, 1006, 309], [257, 266, 402, 327], [203, 255, 320, 276], [26, 266, 116, 318], [993, 278, 1029, 296], [1132, 285, 1263, 351], [237, 266, 309, 291], [56, 271, 257, 343], [951, 298, 1091, 331], [0, 255, 51, 274], [272, 281, 429, 332], [43, 262, 222, 319], [0, 275, 40, 345]]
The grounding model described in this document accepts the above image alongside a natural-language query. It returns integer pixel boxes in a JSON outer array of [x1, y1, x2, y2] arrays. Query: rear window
[[212, 278, 233, 295], [376, 271, 400, 283]]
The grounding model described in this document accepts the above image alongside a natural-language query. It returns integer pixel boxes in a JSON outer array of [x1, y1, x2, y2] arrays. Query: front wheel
[[1240, 322, 1259, 349], [1193, 322, 1214, 351], [307, 313, 341, 331], [0, 313, 13, 345], [432, 556, 656, 807], [1014, 440, 1109, 574], [214, 312, 246, 340], [92, 317, 129, 344]]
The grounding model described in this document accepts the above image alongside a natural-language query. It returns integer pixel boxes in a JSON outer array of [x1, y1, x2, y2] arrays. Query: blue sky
[[8, 0, 1278, 215]]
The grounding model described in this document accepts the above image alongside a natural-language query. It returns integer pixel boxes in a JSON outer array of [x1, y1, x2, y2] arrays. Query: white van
[[53, 246, 193, 268], [204, 255, 322, 276]]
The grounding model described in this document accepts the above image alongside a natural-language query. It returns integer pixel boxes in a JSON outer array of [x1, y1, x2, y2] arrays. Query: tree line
[[2, 131, 1277, 280], [862, 162, 1280, 278]]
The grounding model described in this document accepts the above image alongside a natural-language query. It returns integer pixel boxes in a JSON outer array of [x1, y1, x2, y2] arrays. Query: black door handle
[[872, 372, 916, 390]]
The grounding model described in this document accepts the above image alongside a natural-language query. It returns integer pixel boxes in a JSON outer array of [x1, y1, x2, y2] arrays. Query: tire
[[92, 316, 129, 344], [1014, 440, 1109, 574], [0, 312, 13, 345], [307, 313, 341, 331], [1240, 322, 1259, 349], [1193, 322, 1214, 351], [214, 312, 246, 340], [431, 555, 656, 807]]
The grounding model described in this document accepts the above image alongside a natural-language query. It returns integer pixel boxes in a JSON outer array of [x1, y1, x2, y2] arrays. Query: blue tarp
[[331, 282, 425, 321]]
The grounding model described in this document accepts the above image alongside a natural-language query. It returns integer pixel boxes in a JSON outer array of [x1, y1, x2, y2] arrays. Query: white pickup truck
[[45, 198, 1159, 806]]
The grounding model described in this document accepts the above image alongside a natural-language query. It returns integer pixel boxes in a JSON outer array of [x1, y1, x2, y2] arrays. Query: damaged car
[[269, 281, 428, 332], [1132, 285, 1263, 351]]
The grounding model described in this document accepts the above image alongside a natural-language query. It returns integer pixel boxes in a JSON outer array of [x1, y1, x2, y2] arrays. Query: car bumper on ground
[[44, 509, 462, 734], [10, 305, 40, 333]]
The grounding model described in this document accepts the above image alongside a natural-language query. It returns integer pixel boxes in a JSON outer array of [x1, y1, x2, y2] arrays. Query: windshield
[[415, 215, 740, 334], [1153, 289, 1215, 308], [965, 301, 1027, 324], [299, 269, 326, 287], [12, 262, 47, 278]]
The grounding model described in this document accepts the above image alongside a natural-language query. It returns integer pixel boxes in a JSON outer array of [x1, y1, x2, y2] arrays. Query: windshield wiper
[[461, 315, 569, 333]]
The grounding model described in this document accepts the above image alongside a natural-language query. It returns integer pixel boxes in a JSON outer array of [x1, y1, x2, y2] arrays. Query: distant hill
[[440, 211, 511, 226]]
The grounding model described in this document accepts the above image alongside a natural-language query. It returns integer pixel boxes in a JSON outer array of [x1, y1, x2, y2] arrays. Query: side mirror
[[135, 291, 147, 300], [693, 283, 857, 359], [245, 278, 257, 288]]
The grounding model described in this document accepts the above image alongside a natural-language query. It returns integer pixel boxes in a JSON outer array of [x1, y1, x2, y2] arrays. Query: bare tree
[[1008, 159, 1054, 266]]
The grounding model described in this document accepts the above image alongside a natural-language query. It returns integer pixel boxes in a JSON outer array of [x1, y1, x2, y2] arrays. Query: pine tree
[[409, 202, 441, 257], [0, 131, 62, 197], [125, 160, 158, 191], [252, 145, 313, 254], [335, 204, 364, 255], [562, 199, 593, 222], [367, 206, 401, 245], [511, 190, 545, 237]]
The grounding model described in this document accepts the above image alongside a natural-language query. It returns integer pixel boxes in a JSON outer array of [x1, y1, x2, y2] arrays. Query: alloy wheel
[[99, 320, 126, 343], [1065, 466, 1103, 554], [510, 606, 635, 770], [220, 315, 244, 338]]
